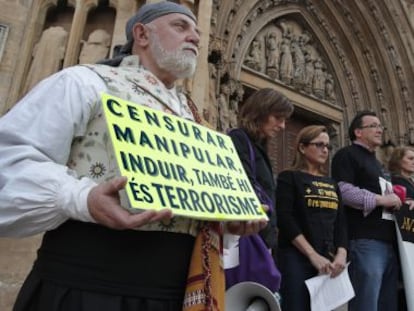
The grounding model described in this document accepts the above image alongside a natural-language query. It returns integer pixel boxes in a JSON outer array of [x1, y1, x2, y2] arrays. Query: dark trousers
[[278, 247, 317, 311]]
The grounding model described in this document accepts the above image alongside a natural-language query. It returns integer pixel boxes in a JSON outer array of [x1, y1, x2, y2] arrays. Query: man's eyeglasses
[[305, 142, 332, 151], [360, 124, 384, 130]]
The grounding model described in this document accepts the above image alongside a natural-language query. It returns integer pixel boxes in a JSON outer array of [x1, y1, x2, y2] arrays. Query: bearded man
[[0, 2, 267, 311]]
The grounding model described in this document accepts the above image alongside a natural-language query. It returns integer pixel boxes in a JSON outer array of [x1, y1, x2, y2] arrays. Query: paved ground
[[335, 303, 348, 311]]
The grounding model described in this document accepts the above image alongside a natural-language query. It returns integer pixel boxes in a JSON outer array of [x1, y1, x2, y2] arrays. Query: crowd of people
[[0, 1, 412, 311]]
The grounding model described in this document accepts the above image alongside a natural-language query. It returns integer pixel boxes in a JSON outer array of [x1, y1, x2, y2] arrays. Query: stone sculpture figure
[[303, 52, 315, 93], [381, 107, 394, 145], [409, 126, 414, 145], [78, 29, 111, 64], [312, 57, 326, 98], [325, 73, 336, 101], [265, 31, 279, 79], [23, 26, 68, 94], [229, 81, 244, 129], [279, 36, 293, 84], [291, 37, 305, 88], [217, 82, 231, 131], [244, 38, 262, 72]]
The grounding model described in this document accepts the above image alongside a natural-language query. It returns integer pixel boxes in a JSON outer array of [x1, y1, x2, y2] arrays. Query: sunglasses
[[305, 142, 332, 151]]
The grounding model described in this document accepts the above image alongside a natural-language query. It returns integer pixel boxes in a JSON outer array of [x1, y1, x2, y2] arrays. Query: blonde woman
[[276, 125, 347, 311], [389, 146, 414, 208]]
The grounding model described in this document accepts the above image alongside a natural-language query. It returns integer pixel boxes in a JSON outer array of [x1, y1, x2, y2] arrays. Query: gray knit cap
[[125, 1, 197, 42]]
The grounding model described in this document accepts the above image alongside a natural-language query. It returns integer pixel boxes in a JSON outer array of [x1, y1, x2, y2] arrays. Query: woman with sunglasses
[[388, 146, 414, 207], [276, 125, 348, 311], [388, 146, 414, 311]]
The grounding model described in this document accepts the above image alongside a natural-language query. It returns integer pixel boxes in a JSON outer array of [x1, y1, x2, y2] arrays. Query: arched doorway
[[207, 0, 414, 169]]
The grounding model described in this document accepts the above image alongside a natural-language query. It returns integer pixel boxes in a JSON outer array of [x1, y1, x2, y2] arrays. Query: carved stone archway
[[208, 0, 414, 168]]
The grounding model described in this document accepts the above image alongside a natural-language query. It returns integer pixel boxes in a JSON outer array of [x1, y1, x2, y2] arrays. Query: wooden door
[[267, 117, 310, 174]]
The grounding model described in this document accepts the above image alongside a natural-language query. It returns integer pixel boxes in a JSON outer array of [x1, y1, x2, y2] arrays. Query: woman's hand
[[330, 248, 347, 278], [308, 252, 333, 275], [406, 199, 414, 210]]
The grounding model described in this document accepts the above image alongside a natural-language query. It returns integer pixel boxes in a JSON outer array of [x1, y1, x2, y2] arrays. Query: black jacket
[[229, 128, 277, 248]]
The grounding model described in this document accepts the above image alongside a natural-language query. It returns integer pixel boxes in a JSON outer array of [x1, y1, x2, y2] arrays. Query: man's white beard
[[149, 32, 197, 79]]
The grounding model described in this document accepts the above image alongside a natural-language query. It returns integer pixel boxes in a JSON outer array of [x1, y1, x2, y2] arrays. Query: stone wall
[[0, 0, 413, 310], [0, 2, 37, 309], [0, 0, 31, 114], [0, 236, 41, 311]]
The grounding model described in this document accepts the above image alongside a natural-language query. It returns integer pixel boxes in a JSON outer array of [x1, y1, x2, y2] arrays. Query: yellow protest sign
[[101, 93, 267, 221]]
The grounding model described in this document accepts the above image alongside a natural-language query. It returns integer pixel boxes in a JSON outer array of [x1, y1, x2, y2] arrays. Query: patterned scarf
[[182, 97, 224, 311], [182, 222, 224, 311]]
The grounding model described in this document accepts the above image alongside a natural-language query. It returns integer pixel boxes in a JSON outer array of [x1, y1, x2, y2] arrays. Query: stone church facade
[[0, 0, 413, 309]]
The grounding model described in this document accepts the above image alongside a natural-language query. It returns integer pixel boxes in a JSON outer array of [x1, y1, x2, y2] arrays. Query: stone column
[[63, 0, 98, 68], [109, 0, 138, 57], [188, 0, 212, 116], [4, 0, 56, 113]]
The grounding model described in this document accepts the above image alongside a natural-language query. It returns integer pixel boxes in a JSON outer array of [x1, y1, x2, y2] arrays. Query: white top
[[0, 66, 107, 237]]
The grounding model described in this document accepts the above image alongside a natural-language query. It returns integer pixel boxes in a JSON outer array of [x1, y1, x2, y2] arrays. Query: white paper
[[305, 263, 355, 311], [396, 224, 414, 311], [223, 234, 240, 269], [379, 176, 394, 220]]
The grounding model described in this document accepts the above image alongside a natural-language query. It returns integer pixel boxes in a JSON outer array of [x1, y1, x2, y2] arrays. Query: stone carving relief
[[78, 29, 111, 64], [406, 106, 414, 145], [217, 81, 231, 131], [408, 1, 414, 29], [265, 31, 279, 79], [335, 0, 411, 127], [325, 73, 336, 101], [204, 62, 219, 129], [209, 0, 413, 147], [242, 19, 337, 104], [23, 26, 68, 94], [380, 106, 393, 145], [207, 39, 245, 132], [409, 127, 414, 145], [312, 57, 326, 98], [243, 38, 262, 72], [214, 78, 245, 132], [0, 24, 9, 64], [204, 38, 224, 128], [228, 80, 244, 129], [306, 1, 360, 108], [328, 124, 340, 154], [278, 21, 294, 84], [291, 36, 306, 88]]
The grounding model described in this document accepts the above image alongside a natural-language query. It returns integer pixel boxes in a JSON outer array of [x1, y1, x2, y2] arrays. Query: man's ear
[[132, 23, 150, 47], [354, 128, 363, 139]]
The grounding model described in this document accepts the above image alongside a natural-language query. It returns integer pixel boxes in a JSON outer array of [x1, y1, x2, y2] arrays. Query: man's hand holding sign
[[88, 176, 174, 230], [90, 93, 268, 234]]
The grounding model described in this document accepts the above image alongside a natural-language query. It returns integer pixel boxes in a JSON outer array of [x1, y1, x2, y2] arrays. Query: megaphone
[[225, 281, 281, 311]]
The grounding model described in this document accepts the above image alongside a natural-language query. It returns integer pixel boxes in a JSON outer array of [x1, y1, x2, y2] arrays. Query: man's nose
[[187, 28, 200, 46], [277, 120, 286, 129]]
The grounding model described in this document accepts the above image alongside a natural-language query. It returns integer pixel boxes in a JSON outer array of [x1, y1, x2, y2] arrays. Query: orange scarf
[[182, 98, 225, 310], [182, 222, 225, 311]]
